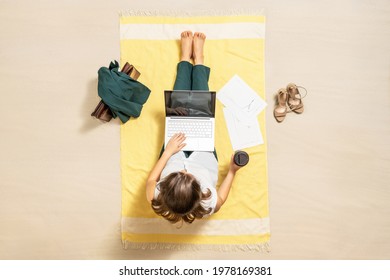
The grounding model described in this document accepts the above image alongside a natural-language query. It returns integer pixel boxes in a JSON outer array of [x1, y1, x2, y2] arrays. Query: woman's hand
[[228, 154, 242, 174], [165, 133, 186, 156]]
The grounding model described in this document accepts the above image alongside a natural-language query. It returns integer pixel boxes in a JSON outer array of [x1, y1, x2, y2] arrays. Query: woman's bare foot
[[180, 31, 193, 62], [193, 32, 206, 65]]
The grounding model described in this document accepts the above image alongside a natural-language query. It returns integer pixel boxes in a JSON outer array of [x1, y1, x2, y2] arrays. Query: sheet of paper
[[217, 74, 267, 122], [223, 107, 264, 150]]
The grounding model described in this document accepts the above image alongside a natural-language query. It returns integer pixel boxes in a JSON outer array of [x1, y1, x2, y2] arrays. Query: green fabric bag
[[98, 61, 151, 123]]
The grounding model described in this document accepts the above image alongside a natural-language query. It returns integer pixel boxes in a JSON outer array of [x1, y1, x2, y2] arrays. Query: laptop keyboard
[[167, 119, 213, 138]]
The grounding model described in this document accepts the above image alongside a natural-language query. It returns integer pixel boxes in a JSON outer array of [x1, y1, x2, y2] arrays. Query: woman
[[145, 31, 244, 224]]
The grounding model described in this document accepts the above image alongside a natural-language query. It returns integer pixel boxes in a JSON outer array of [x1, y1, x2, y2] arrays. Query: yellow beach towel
[[120, 11, 270, 251]]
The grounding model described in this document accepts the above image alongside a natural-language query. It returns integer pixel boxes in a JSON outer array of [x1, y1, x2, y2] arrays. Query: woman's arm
[[145, 133, 186, 202], [214, 155, 243, 213]]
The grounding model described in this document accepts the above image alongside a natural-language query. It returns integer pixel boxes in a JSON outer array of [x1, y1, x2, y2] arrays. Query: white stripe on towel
[[120, 22, 265, 40], [121, 217, 270, 236]]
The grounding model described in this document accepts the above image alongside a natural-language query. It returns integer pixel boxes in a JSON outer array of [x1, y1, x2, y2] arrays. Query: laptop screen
[[164, 90, 216, 118]]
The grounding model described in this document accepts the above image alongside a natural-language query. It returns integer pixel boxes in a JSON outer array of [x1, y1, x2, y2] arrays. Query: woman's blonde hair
[[151, 172, 212, 224]]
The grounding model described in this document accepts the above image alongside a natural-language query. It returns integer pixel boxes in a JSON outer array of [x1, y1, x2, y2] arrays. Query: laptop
[[164, 90, 216, 152]]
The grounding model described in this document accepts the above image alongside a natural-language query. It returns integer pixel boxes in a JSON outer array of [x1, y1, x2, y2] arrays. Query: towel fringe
[[119, 9, 265, 18], [122, 240, 270, 253]]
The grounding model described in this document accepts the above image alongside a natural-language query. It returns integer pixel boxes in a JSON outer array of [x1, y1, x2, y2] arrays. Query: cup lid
[[234, 151, 249, 166]]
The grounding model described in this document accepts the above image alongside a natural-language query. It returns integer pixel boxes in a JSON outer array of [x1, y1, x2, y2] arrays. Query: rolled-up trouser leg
[[191, 65, 210, 90], [173, 61, 193, 90]]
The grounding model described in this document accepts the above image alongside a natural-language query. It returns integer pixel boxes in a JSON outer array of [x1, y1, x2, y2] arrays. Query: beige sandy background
[[0, 0, 389, 259]]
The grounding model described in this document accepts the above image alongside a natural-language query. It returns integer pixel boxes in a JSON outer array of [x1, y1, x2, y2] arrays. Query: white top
[[154, 151, 218, 215]]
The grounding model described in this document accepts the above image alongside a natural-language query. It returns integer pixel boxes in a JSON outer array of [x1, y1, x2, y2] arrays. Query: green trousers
[[173, 61, 210, 91]]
